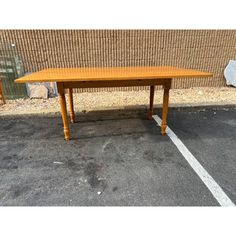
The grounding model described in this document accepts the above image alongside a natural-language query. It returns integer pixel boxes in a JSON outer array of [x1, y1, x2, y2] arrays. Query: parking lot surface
[[0, 106, 235, 206]]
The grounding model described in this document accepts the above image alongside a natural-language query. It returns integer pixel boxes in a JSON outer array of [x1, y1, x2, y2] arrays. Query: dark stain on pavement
[[10, 185, 31, 199], [142, 150, 188, 169], [0, 154, 18, 170], [67, 159, 84, 171], [114, 157, 125, 163], [84, 162, 106, 189], [112, 186, 118, 192], [142, 150, 156, 162]]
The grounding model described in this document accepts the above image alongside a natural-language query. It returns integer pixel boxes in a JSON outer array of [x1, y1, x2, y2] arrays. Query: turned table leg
[[161, 80, 171, 135], [0, 79, 6, 104], [57, 83, 70, 141], [68, 88, 75, 123], [148, 85, 155, 120]]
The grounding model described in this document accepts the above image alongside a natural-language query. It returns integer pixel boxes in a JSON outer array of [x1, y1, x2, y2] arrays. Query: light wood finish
[[63, 79, 169, 89], [14, 66, 213, 140], [0, 79, 6, 104], [15, 66, 213, 83], [57, 83, 70, 141], [68, 88, 75, 123], [161, 80, 171, 135], [148, 85, 155, 120]]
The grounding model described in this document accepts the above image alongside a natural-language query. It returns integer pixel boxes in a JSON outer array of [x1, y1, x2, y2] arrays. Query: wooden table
[[15, 66, 212, 140]]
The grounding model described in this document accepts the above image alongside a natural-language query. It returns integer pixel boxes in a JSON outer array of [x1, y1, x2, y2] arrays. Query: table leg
[[0, 79, 6, 104], [148, 85, 155, 120], [57, 83, 70, 141], [68, 88, 75, 123], [161, 80, 171, 135]]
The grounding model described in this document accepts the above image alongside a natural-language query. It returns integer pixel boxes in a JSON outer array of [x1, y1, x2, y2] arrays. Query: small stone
[[97, 191, 102, 195], [27, 84, 48, 99]]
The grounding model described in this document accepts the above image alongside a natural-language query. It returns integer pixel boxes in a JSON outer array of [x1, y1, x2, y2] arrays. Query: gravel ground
[[0, 87, 236, 115]]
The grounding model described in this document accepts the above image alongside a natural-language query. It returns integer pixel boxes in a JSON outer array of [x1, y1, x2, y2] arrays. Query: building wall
[[1, 30, 236, 92]]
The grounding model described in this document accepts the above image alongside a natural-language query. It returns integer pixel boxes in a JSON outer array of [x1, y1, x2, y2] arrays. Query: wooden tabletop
[[15, 66, 213, 83]]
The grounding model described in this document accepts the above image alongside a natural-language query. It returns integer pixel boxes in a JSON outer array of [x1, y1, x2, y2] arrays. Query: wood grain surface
[[15, 66, 213, 83]]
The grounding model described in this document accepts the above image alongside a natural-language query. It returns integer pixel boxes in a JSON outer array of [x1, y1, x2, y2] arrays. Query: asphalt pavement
[[0, 106, 235, 206]]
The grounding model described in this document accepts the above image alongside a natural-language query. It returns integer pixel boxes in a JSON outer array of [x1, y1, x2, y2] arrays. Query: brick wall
[[1, 30, 236, 91]]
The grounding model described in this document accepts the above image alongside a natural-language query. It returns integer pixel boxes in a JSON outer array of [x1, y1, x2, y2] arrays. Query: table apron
[[61, 79, 172, 89]]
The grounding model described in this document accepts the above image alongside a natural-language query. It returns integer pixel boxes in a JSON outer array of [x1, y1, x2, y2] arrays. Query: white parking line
[[153, 115, 235, 207]]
